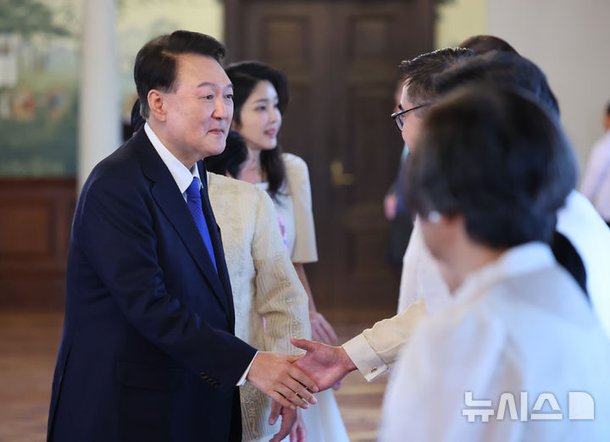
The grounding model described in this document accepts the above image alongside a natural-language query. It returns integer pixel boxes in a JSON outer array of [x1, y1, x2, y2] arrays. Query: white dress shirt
[[345, 189, 610, 384], [380, 243, 610, 441], [397, 218, 451, 314], [342, 299, 426, 381], [556, 191, 610, 339], [398, 190, 610, 339], [144, 123, 200, 195]]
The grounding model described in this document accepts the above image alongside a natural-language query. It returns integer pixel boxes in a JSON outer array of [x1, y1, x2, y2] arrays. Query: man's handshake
[[291, 338, 356, 391]]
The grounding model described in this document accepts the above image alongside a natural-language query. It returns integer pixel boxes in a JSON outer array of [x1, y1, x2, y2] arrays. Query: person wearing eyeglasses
[[389, 48, 474, 314], [381, 84, 610, 442], [292, 45, 610, 391], [292, 47, 475, 383]]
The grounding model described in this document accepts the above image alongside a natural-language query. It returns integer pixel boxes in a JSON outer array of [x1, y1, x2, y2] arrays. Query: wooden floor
[[0, 311, 61, 442], [333, 323, 390, 442], [0, 310, 389, 442]]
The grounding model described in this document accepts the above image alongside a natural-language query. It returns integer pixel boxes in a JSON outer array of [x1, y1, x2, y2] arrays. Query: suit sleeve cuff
[[342, 334, 389, 382], [237, 351, 259, 386]]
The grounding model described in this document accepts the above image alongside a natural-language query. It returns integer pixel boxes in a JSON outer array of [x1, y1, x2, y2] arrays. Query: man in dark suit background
[[47, 30, 317, 442]]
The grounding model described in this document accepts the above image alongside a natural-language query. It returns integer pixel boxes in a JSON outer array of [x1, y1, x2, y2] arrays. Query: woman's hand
[[309, 310, 339, 345]]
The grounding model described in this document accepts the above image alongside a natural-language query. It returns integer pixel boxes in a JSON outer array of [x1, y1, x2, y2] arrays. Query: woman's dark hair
[[225, 60, 289, 200], [406, 86, 576, 249], [130, 99, 145, 134], [205, 130, 248, 178]]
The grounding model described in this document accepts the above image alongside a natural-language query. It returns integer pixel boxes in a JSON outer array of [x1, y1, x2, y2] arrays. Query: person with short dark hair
[[380, 85, 610, 441], [291, 43, 610, 389], [47, 30, 317, 442], [459, 34, 518, 54], [392, 48, 474, 154], [392, 47, 475, 313], [434, 51, 610, 335], [435, 50, 560, 117], [132, 91, 315, 441], [406, 85, 572, 249], [292, 48, 477, 384]]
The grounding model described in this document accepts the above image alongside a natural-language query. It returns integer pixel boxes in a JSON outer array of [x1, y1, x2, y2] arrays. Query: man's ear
[[147, 89, 166, 122]]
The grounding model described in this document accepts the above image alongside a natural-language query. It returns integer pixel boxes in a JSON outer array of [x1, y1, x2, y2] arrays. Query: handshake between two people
[[246, 339, 357, 441]]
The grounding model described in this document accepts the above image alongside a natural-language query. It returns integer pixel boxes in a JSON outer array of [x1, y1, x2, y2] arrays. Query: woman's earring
[[426, 210, 441, 224]]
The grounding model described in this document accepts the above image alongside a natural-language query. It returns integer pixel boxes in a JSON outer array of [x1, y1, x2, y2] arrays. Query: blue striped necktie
[[185, 177, 217, 272]]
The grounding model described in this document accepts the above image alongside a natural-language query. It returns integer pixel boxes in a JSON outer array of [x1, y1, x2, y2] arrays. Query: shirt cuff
[[237, 351, 259, 386], [342, 334, 389, 382]]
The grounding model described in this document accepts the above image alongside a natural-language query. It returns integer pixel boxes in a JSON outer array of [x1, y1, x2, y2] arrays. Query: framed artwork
[[0, 0, 222, 177], [0, 0, 79, 176]]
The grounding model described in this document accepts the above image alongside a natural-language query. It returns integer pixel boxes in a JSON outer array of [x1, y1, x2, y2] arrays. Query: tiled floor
[[0, 311, 388, 441]]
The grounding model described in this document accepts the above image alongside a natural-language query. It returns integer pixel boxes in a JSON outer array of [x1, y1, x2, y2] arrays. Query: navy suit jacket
[[47, 130, 257, 442]]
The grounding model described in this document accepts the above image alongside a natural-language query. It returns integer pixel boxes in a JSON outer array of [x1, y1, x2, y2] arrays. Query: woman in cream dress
[[208, 169, 313, 441], [222, 60, 349, 441]]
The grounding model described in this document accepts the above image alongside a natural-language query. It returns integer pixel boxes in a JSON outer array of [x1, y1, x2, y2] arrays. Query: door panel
[[225, 0, 434, 316]]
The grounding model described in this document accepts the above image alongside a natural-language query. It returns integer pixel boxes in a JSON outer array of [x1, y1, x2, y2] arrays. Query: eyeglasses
[[390, 103, 430, 131]]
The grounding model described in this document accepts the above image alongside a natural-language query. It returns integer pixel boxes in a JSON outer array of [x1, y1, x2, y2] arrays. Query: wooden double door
[[225, 0, 434, 318]]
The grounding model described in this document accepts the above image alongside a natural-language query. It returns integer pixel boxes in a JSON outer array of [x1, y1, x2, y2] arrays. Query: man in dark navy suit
[[47, 30, 317, 442]]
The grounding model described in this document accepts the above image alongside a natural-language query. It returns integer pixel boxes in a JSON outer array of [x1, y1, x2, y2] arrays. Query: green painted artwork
[[0, 0, 79, 176], [0, 0, 222, 177]]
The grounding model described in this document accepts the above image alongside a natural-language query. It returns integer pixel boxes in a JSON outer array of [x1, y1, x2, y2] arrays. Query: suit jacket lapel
[[198, 164, 236, 329], [134, 132, 231, 317]]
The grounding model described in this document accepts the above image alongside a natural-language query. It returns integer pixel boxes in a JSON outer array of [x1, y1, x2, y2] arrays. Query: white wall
[[435, 0, 486, 48], [487, 0, 610, 176]]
